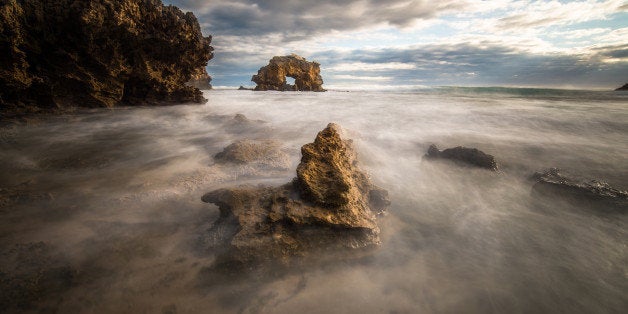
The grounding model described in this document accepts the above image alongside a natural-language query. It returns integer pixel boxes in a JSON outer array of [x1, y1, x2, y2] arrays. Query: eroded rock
[[185, 67, 213, 90], [214, 139, 291, 171], [201, 123, 389, 266], [425, 144, 498, 170], [252, 54, 325, 92], [531, 168, 628, 211], [0, 0, 213, 118]]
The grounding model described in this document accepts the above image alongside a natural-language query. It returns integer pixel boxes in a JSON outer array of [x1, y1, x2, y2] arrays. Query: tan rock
[[201, 123, 389, 266], [251, 54, 325, 92]]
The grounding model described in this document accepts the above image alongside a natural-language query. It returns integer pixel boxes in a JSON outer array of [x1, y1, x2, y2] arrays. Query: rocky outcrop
[[425, 144, 498, 170], [615, 83, 628, 91], [201, 123, 389, 267], [237, 85, 253, 90], [531, 168, 628, 211], [0, 0, 213, 118], [252, 54, 325, 92], [214, 139, 291, 171], [185, 67, 212, 90]]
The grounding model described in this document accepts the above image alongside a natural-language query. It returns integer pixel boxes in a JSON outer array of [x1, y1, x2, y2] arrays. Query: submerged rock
[[252, 54, 325, 92], [0, 242, 75, 311], [214, 139, 291, 171], [0, 0, 213, 117], [531, 168, 628, 211], [201, 123, 389, 266], [425, 144, 498, 170]]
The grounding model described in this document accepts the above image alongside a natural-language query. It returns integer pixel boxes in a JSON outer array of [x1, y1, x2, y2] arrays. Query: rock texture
[[214, 139, 291, 171], [252, 54, 325, 92], [425, 144, 498, 170], [185, 67, 212, 90], [201, 123, 389, 267], [0, 0, 213, 118], [615, 83, 628, 91], [531, 168, 628, 211]]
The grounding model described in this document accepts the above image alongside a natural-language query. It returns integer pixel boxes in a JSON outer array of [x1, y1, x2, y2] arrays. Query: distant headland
[[615, 83, 628, 91]]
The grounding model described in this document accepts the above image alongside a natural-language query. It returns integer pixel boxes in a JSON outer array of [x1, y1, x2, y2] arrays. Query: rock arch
[[251, 54, 325, 91]]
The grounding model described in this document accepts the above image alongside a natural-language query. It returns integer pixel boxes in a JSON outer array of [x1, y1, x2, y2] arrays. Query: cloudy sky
[[164, 0, 628, 90]]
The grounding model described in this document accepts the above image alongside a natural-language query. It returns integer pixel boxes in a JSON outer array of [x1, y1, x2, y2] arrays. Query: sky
[[163, 0, 628, 90]]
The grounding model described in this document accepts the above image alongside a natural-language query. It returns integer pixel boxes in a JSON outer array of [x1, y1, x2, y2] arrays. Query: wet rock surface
[[531, 168, 628, 211], [252, 54, 325, 92], [201, 123, 389, 267], [425, 144, 498, 170], [0, 0, 213, 118], [214, 139, 291, 171], [0, 242, 76, 311]]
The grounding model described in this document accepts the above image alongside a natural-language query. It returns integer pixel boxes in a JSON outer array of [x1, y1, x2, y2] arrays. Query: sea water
[[0, 88, 626, 313]]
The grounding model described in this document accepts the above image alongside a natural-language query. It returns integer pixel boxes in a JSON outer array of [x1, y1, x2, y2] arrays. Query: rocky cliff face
[[185, 66, 212, 90], [252, 54, 325, 91], [201, 124, 388, 267], [0, 0, 213, 117]]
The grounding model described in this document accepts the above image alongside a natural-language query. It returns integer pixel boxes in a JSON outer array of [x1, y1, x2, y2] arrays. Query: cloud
[[167, 0, 471, 38]]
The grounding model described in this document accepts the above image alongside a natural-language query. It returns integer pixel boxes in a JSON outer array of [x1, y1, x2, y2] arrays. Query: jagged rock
[[0, 0, 213, 118], [425, 144, 498, 170], [615, 83, 628, 91], [201, 123, 389, 266], [252, 54, 325, 92], [531, 168, 628, 211], [237, 85, 252, 90], [214, 139, 291, 171], [185, 67, 212, 90]]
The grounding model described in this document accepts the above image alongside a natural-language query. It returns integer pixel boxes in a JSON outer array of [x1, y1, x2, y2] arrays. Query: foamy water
[[1, 89, 627, 313]]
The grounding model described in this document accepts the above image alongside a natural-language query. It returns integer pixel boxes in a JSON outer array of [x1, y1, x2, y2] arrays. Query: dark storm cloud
[[310, 43, 628, 88], [166, 0, 468, 38]]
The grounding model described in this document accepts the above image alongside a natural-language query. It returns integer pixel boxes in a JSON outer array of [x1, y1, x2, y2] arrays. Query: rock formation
[[615, 83, 628, 91], [531, 168, 627, 211], [0, 0, 213, 118], [185, 67, 212, 90], [251, 54, 325, 92], [425, 144, 498, 170], [214, 139, 291, 171], [201, 123, 389, 267]]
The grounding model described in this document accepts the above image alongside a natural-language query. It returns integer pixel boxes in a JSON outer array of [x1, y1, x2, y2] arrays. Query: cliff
[[252, 54, 325, 91], [0, 0, 213, 117]]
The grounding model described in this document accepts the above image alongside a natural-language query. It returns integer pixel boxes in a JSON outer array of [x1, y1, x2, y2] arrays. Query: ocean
[[1, 88, 626, 313]]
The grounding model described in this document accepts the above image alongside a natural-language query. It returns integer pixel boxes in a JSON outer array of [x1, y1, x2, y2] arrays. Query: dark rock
[[615, 83, 628, 91], [425, 144, 498, 170], [0, 242, 76, 311], [214, 139, 290, 170], [237, 86, 253, 90], [185, 67, 212, 90], [252, 54, 325, 92], [0, 0, 213, 118], [531, 168, 628, 211], [201, 123, 389, 266]]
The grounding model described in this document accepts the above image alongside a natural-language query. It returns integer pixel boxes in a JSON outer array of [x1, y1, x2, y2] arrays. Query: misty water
[[1, 89, 627, 313]]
